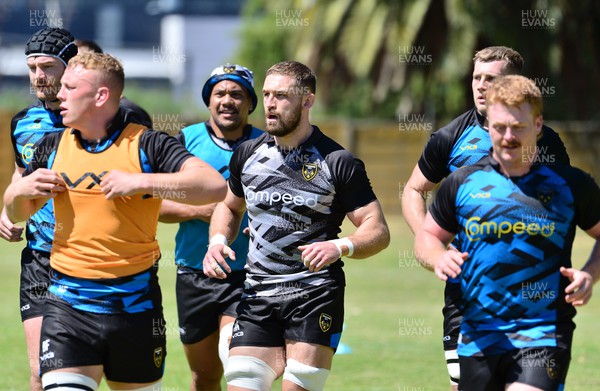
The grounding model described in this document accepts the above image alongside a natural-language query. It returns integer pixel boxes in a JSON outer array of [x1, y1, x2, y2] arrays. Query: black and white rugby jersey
[[229, 126, 377, 296]]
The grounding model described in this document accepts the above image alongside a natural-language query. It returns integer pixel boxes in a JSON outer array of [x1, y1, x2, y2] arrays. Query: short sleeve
[[328, 151, 377, 213], [428, 174, 461, 234], [139, 130, 194, 173]]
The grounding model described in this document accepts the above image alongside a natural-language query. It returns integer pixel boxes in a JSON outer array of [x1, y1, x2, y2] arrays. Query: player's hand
[[242, 227, 250, 236], [203, 244, 235, 279], [0, 208, 24, 242], [100, 170, 140, 200], [15, 168, 66, 199], [447, 243, 459, 252], [561, 266, 594, 306], [298, 241, 341, 273], [434, 251, 468, 281]]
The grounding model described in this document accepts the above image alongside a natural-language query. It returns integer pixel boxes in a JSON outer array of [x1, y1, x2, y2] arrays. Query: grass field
[[1, 217, 600, 390]]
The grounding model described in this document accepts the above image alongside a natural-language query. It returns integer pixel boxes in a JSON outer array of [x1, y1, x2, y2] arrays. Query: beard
[[265, 102, 302, 137], [32, 80, 60, 102]]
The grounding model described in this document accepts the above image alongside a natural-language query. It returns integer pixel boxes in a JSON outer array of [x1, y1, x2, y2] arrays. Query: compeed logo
[[153, 347, 163, 368], [319, 313, 332, 332], [465, 216, 555, 241], [245, 186, 318, 207], [302, 163, 318, 181]]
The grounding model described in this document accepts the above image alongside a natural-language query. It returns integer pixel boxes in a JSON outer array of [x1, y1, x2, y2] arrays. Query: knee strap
[[225, 355, 277, 391], [218, 322, 234, 371], [42, 371, 99, 391], [283, 359, 330, 391], [445, 349, 460, 385]]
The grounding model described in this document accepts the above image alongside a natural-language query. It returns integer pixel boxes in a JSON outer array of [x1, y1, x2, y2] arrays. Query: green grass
[[1, 217, 600, 390]]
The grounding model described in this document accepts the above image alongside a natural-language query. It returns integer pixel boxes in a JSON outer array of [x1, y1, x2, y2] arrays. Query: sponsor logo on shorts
[[547, 366, 558, 380], [231, 321, 244, 338], [40, 338, 55, 361], [302, 163, 318, 181], [319, 313, 332, 332], [20, 304, 31, 312], [153, 347, 164, 368]]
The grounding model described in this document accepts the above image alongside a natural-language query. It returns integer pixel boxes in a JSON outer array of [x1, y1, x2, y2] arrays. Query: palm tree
[[238, 0, 600, 122]]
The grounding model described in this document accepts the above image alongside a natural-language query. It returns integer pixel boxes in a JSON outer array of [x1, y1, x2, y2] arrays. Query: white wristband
[[331, 237, 354, 257], [208, 234, 228, 248]]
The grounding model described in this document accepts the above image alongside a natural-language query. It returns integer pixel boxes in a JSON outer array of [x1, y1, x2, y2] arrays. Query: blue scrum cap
[[201, 64, 257, 113]]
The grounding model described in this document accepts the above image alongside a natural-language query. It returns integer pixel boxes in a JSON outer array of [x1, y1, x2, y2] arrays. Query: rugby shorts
[[229, 279, 345, 350], [459, 347, 570, 391], [176, 268, 246, 344], [39, 294, 167, 383]]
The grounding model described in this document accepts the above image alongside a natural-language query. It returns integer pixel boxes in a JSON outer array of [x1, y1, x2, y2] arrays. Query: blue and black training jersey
[[174, 122, 263, 271], [418, 108, 569, 184], [11, 102, 65, 252], [418, 108, 570, 284], [429, 156, 600, 356]]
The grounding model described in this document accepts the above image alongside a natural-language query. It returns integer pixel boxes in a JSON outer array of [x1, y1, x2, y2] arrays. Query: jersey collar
[[205, 121, 254, 149], [71, 107, 129, 152]]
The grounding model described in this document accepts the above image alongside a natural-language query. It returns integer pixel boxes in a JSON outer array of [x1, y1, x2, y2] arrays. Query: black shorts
[[229, 280, 345, 350], [20, 247, 51, 321], [39, 295, 167, 383], [176, 268, 246, 344], [459, 347, 570, 391], [442, 281, 463, 351]]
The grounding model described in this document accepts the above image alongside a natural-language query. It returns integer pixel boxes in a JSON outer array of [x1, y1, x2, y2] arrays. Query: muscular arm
[[414, 213, 468, 281], [0, 165, 26, 241], [581, 222, 600, 283], [4, 168, 66, 223], [208, 189, 247, 245], [344, 200, 390, 258], [101, 157, 227, 205], [158, 200, 216, 223], [561, 221, 600, 306], [401, 164, 438, 235], [202, 188, 247, 278], [299, 200, 390, 273]]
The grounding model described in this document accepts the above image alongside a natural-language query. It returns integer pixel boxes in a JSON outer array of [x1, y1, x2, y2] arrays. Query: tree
[[237, 0, 600, 121]]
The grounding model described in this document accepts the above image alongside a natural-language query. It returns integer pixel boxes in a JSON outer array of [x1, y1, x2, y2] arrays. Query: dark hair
[[75, 39, 104, 54], [266, 61, 316, 94], [473, 46, 524, 74]]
